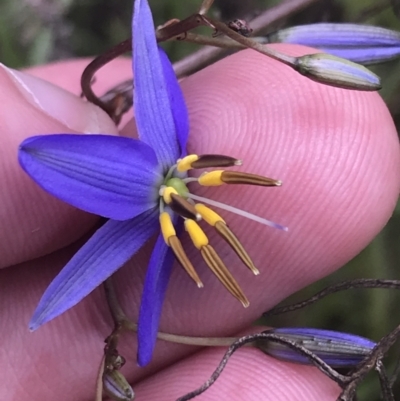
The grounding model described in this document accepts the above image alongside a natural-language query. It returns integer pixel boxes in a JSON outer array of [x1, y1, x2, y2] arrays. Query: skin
[[0, 44, 399, 401]]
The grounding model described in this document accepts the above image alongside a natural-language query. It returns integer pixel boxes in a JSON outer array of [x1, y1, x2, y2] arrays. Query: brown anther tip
[[241, 299, 250, 308], [169, 236, 203, 288], [220, 171, 281, 187], [214, 221, 258, 275], [200, 245, 249, 307], [191, 154, 240, 169], [170, 193, 200, 220]]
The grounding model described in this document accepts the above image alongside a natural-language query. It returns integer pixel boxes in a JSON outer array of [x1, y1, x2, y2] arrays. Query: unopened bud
[[257, 328, 376, 368], [103, 370, 135, 401], [295, 53, 381, 91], [268, 23, 400, 65]]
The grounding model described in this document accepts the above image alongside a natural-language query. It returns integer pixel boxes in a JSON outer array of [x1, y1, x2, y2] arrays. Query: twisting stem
[[335, 324, 400, 401], [174, 0, 318, 76], [200, 15, 297, 67], [263, 279, 400, 317], [104, 277, 130, 325], [176, 332, 347, 401], [81, 38, 132, 117], [95, 356, 105, 401], [177, 32, 268, 49], [198, 0, 214, 15], [389, 350, 400, 387], [375, 360, 395, 401], [81, 0, 317, 121], [156, 14, 204, 42], [81, 15, 203, 120], [103, 278, 239, 347]]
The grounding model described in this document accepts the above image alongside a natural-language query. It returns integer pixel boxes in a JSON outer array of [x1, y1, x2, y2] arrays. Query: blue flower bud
[[103, 370, 135, 401], [295, 53, 381, 91], [269, 23, 400, 65], [257, 328, 376, 368]]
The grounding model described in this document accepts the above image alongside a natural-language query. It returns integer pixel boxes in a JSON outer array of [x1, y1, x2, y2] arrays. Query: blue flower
[[18, 0, 286, 366]]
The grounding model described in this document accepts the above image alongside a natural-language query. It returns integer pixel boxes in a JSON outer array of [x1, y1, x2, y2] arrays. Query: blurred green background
[[1, 0, 400, 399]]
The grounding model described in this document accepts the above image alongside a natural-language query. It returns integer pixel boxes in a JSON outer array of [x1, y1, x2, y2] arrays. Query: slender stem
[[82, 0, 317, 120], [390, 351, 400, 387], [104, 278, 129, 324], [201, 15, 297, 67], [158, 332, 238, 346], [81, 38, 131, 117], [103, 278, 240, 347], [375, 360, 395, 401], [176, 332, 347, 401], [180, 32, 268, 49], [156, 14, 203, 42], [95, 356, 105, 401], [174, 0, 318, 76], [264, 279, 400, 317], [199, 0, 215, 15]]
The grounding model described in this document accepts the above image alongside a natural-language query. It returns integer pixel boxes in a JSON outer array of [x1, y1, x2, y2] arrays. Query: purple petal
[[260, 328, 376, 368], [30, 209, 159, 330], [270, 23, 400, 47], [158, 48, 189, 156], [137, 223, 178, 366], [133, 0, 181, 170], [19, 134, 162, 220]]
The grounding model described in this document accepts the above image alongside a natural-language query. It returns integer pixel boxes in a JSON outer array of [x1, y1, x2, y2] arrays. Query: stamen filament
[[187, 193, 288, 231], [200, 245, 249, 307]]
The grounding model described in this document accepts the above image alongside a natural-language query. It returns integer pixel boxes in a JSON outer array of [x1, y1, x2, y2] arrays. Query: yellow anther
[[195, 204, 225, 226], [176, 154, 199, 172], [198, 170, 224, 186], [162, 186, 179, 204], [160, 212, 176, 245], [185, 219, 209, 249]]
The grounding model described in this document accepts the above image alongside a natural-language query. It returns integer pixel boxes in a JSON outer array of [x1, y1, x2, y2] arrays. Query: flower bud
[[257, 328, 376, 368], [268, 23, 400, 65], [103, 370, 135, 401], [295, 53, 381, 91]]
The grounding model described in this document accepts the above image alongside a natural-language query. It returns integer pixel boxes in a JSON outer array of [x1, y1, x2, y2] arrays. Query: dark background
[[1, 0, 400, 399]]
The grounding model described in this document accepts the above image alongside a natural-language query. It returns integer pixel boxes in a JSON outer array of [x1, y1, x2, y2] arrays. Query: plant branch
[[263, 279, 400, 317], [174, 0, 319, 76]]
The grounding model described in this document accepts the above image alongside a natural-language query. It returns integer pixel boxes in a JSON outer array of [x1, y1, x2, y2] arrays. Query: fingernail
[[0, 63, 118, 134]]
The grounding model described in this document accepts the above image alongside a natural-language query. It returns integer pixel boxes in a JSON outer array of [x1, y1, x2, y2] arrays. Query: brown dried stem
[[174, 0, 319, 76]]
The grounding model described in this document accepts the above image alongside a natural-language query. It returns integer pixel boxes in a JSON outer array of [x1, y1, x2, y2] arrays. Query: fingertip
[[0, 63, 120, 268], [178, 45, 400, 301]]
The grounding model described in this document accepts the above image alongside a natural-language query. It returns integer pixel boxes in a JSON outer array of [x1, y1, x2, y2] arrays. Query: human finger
[[0, 58, 132, 268], [1, 45, 399, 401]]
